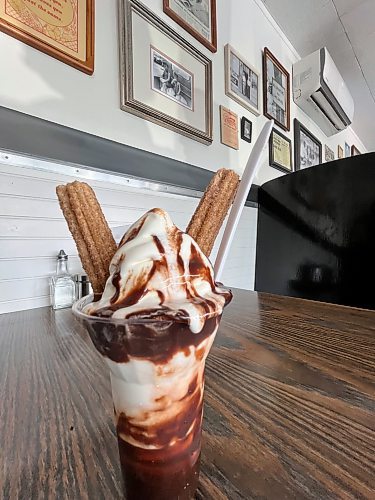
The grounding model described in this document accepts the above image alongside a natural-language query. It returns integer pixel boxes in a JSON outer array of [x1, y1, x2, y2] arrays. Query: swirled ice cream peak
[[85, 208, 231, 332]]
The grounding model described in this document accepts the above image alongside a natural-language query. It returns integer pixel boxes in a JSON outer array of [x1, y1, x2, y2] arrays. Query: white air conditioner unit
[[292, 47, 354, 136]]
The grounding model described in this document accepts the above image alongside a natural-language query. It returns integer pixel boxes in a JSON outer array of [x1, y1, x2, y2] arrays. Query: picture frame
[[263, 47, 290, 131], [163, 0, 217, 53], [269, 128, 293, 173], [225, 44, 260, 116], [345, 142, 351, 158], [325, 144, 335, 162], [0, 0, 94, 74], [338, 145, 344, 159], [294, 119, 322, 170], [220, 106, 239, 150], [119, 0, 213, 145], [241, 117, 252, 143], [351, 145, 361, 156]]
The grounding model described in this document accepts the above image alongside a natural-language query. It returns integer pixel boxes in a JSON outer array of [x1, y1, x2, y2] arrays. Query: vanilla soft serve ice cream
[[80, 208, 232, 499]]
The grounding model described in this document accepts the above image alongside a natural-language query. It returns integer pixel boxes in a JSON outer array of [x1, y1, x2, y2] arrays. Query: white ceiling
[[260, 0, 375, 151]]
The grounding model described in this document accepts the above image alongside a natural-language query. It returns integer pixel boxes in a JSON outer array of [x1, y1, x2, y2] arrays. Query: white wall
[[0, 0, 367, 186], [0, 157, 257, 314]]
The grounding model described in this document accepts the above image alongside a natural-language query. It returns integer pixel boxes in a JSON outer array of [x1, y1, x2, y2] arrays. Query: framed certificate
[[220, 105, 238, 150], [0, 0, 94, 74], [269, 128, 292, 173]]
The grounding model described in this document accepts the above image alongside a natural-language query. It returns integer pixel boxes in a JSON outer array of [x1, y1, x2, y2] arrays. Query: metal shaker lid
[[58, 249, 68, 261]]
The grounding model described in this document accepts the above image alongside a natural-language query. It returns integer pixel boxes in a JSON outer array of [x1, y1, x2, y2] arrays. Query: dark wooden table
[[1, 289, 374, 499]]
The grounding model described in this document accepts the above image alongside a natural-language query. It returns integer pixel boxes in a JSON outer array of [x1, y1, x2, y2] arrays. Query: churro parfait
[[72, 209, 232, 499]]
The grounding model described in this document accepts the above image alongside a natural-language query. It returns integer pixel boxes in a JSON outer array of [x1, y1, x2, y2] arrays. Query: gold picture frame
[[0, 0, 94, 74]]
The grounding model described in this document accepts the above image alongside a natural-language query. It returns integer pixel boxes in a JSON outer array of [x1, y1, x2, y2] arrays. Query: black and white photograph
[[164, 0, 217, 52], [294, 119, 322, 170], [151, 47, 194, 111], [120, 0, 213, 145], [241, 117, 252, 143], [325, 144, 335, 162], [263, 47, 290, 131], [225, 45, 260, 116]]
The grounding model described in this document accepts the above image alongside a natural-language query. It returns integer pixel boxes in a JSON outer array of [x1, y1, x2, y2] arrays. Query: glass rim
[[72, 294, 220, 326]]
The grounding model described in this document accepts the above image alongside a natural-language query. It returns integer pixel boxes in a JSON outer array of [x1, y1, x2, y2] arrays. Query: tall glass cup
[[73, 295, 228, 499]]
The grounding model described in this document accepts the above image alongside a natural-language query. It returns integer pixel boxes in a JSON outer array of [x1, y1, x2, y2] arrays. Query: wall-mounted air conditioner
[[292, 47, 354, 136]]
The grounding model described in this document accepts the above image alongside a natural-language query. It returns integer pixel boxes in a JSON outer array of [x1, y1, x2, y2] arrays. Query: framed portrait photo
[[294, 119, 322, 170], [119, 0, 213, 145], [351, 145, 361, 156], [263, 47, 290, 131], [224, 44, 260, 116], [241, 117, 252, 143], [163, 0, 217, 53], [325, 144, 335, 162], [338, 145, 344, 159], [0, 0, 94, 74], [345, 142, 351, 158], [269, 128, 292, 173]]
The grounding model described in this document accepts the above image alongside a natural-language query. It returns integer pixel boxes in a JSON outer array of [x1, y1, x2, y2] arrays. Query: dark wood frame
[[163, 0, 217, 53], [294, 119, 322, 170], [269, 127, 292, 173], [263, 47, 290, 131], [0, 0, 94, 74], [351, 145, 361, 156], [119, 0, 213, 145], [240, 117, 252, 143]]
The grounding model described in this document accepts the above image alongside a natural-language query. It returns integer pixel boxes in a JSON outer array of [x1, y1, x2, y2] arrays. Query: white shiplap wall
[[0, 157, 257, 314]]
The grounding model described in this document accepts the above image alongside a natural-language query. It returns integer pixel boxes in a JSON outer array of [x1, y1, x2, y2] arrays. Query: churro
[[186, 168, 239, 256], [56, 181, 117, 295]]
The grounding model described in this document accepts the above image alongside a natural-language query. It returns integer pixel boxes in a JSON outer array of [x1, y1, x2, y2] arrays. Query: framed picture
[[225, 44, 260, 116], [294, 119, 322, 170], [351, 145, 361, 156], [325, 145, 335, 162], [269, 128, 292, 173], [220, 106, 238, 150], [345, 142, 351, 158], [0, 0, 94, 74], [119, 0, 212, 145], [338, 145, 344, 159], [241, 117, 252, 143], [263, 47, 290, 131], [163, 0, 217, 53]]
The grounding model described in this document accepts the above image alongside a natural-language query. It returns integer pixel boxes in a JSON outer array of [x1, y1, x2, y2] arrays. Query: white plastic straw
[[214, 120, 274, 282]]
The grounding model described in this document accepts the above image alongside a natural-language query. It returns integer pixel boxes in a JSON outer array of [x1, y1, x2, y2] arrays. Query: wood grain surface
[[0, 289, 374, 499]]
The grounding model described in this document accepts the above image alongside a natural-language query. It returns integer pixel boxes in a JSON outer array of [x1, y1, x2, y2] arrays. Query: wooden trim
[[294, 118, 322, 171], [263, 47, 290, 131], [163, 0, 217, 53], [0, 0, 94, 75]]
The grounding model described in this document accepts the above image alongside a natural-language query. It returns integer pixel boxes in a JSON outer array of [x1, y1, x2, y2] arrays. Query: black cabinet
[[255, 152, 375, 309]]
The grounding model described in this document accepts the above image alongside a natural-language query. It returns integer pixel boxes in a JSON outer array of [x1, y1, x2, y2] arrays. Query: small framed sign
[[263, 47, 290, 131], [240, 117, 252, 143], [325, 144, 335, 162], [0, 0, 94, 74], [269, 128, 292, 173], [220, 105, 238, 150]]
